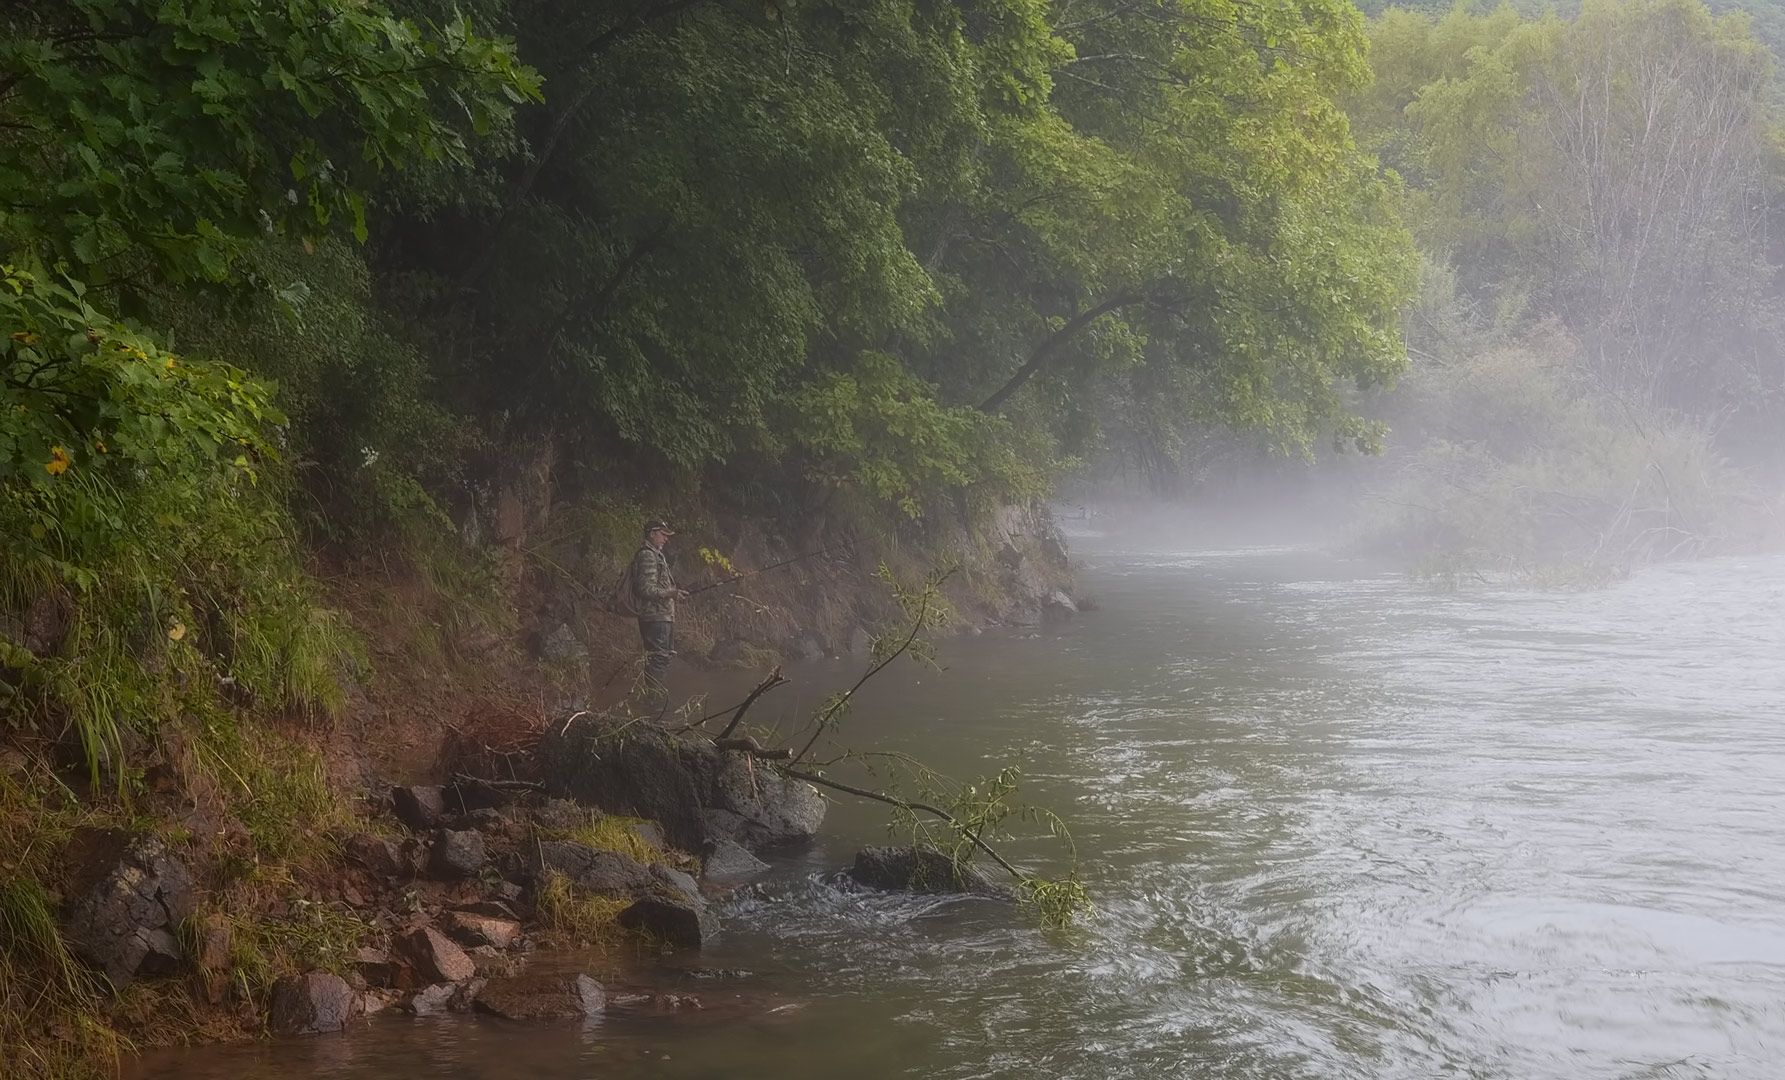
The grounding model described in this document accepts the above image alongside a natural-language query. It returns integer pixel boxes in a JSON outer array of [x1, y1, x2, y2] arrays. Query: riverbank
[[0, 503, 1079, 1079], [125, 544, 1785, 1080]]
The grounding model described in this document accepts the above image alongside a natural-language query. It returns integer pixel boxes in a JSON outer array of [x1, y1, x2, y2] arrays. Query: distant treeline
[[1347, 0, 1785, 575]]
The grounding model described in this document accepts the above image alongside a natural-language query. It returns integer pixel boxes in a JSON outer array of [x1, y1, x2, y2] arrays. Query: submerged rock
[[847, 846, 1013, 899], [61, 833, 195, 988], [538, 723, 825, 854], [269, 972, 358, 1035], [618, 895, 718, 949], [475, 972, 606, 1021], [405, 982, 457, 1016]]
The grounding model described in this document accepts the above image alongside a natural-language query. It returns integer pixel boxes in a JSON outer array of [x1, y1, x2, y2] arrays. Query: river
[[133, 536, 1785, 1079]]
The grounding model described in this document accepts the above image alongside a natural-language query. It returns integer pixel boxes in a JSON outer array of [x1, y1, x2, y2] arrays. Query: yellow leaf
[[9, 330, 37, 344], [168, 622, 186, 642], [164, 355, 176, 371], [45, 446, 70, 475]]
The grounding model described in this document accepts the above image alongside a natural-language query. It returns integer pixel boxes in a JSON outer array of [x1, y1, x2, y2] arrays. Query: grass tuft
[[535, 872, 629, 947]]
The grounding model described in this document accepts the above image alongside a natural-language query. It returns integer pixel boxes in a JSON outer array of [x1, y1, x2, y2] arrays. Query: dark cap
[[644, 519, 675, 536]]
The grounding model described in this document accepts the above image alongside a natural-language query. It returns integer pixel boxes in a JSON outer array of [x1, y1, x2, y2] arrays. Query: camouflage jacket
[[629, 544, 677, 622]]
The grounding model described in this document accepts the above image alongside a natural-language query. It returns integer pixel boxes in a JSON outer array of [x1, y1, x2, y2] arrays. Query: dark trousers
[[638, 619, 674, 686]]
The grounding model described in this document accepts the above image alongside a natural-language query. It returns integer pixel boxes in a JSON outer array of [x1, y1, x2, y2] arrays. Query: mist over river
[[134, 535, 1785, 1079]]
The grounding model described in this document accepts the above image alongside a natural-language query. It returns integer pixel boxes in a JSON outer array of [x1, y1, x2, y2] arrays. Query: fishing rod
[[685, 537, 861, 596]]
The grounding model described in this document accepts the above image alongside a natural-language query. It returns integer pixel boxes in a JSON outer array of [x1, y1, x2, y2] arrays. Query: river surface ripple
[[133, 542, 1785, 1079]]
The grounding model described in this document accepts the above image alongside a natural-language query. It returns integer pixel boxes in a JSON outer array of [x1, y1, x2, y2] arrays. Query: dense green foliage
[[414, 0, 1414, 517], [0, 1, 535, 777], [2, 0, 1417, 785]]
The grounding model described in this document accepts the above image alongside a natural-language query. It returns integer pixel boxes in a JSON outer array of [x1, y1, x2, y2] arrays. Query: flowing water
[[133, 537, 1785, 1079]]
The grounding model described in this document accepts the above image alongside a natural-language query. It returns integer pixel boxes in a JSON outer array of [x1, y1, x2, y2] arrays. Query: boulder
[[61, 834, 195, 988], [474, 972, 607, 1021], [847, 625, 875, 656], [700, 839, 769, 885], [391, 786, 447, 832], [393, 926, 476, 984], [268, 972, 358, 1036], [537, 722, 824, 853], [847, 846, 1013, 899], [790, 634, 826, 662], [1042, 590, 1079, 618], [441, 910, 522, 950], [428, 829, 486, 880], [618, 895, 718, 949]]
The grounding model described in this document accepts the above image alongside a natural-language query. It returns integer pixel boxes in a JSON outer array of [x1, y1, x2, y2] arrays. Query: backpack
[[605, 556, 642, 617]]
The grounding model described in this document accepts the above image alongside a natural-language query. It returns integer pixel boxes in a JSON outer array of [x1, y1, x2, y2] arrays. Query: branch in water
[[781, 767, 1027, 882]]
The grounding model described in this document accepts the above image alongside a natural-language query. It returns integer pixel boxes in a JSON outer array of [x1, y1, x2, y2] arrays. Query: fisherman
[[630, 518, 688, 687]]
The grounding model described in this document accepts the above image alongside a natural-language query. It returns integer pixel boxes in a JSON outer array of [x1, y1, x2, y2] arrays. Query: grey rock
[[790, 634, 825, 662], [268, 972, 358, 1035], [847, 625, 875, 656], [618, 895, 718, 949], [428, 829, 486, 880], [847, 846, 1014, 899], [649, 864, 703, 907], [62, 834, 195, 988], [1043, 590, 1078, 616], [475, 972, 606, 1021], [700, 838, 769, 884], [393, 926, 476, 983], [532, 841, 654, 896], [391, 786, 447, 832]]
